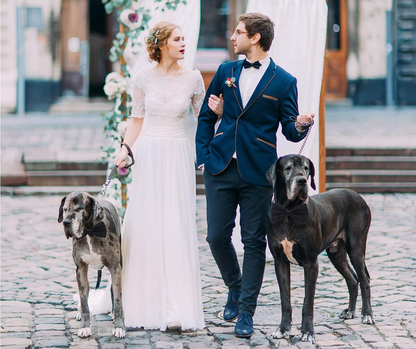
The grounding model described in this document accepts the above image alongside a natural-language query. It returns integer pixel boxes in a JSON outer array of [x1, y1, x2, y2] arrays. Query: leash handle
[[121, 143, 135, 169], [97, 143, 135, 200], [290, 116, 314, 155]]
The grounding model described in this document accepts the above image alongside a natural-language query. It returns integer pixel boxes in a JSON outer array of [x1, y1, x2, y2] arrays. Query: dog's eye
[[284, 166, 292, 171], [63, 208, 67, 212], [304, 166, 309, 171]]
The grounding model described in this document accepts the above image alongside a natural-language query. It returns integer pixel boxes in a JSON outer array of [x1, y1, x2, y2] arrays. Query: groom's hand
[[296, 113, 315, 124]]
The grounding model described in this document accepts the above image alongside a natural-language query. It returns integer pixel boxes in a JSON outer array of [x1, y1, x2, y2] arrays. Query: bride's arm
[[191, 72, 206, 123], [114, 118, 143, 168], [114, 76, 145, 168]]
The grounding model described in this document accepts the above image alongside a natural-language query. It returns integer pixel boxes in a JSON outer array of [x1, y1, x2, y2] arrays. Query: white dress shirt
[[232, 56, 271, 159], [239, 56, 271, 108]]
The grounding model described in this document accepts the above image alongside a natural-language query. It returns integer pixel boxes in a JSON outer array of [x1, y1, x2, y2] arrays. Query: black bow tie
[[243, 60, 261, 69], [271, 202, 309, 224], [79, 222, 107, 240]]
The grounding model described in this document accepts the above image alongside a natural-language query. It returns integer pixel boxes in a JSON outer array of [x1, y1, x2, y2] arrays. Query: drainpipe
[[16, 0, 25, 116], [386, 1, 394, 106]]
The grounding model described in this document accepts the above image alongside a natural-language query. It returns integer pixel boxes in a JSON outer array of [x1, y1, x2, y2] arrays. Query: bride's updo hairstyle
[[146, 22, 179, 63]]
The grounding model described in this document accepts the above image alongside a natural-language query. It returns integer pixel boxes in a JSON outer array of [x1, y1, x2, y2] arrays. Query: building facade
[[1, 0, 415, 113]]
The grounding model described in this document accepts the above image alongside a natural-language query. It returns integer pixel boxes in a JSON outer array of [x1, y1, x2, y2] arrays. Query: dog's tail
[[95, 270, 102, 289]]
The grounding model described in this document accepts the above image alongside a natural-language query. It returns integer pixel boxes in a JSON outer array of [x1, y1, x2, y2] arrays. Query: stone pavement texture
[[1, 193, 416, 349], [1, 106, 416, 348]]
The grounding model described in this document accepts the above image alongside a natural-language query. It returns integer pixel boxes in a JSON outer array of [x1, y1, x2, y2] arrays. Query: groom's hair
[[238, 13, 275, 52]]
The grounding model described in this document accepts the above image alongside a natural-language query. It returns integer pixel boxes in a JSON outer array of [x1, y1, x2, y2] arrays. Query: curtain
[[246, 0, 328, 194]]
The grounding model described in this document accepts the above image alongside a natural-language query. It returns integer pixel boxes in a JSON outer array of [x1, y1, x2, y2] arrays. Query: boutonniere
[[225, 77, 237, 88]]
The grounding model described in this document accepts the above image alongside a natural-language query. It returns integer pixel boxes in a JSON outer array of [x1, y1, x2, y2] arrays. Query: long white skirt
[[121, 135, 204, 331]]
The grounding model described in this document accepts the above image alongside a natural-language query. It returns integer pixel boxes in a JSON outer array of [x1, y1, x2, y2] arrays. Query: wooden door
[[325, 0, 348, 99], [61, 0, 89, 96]]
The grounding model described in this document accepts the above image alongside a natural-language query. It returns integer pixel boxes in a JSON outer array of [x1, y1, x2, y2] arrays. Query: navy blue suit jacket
[[196, 58, 307, 186]]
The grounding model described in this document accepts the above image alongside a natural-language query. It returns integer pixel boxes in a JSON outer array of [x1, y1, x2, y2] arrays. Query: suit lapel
[[243, 58, 277, 111], [231, 61, 244, 112]]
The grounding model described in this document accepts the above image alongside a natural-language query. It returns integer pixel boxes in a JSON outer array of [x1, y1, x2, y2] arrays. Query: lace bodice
[[131, 68, 205, 137]]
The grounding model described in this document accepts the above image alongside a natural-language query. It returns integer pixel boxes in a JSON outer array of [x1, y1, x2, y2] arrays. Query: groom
[[196, 13, 314, 338]]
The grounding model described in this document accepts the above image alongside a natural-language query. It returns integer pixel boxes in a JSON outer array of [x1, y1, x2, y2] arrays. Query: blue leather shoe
[[234, 313, 254, 338], [223, 291, 240, 321]]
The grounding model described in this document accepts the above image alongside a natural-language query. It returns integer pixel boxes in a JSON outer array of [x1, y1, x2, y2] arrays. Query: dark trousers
[[203, 159, 273, 317]]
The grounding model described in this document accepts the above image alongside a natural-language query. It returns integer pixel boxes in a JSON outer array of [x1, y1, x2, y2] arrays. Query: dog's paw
[[361, 314, 375, 325], [339, 308, 355, 319], [76, 311, 82, 321], [272, 328, 290, 339], [112, 327, 126, 338], [78, 326, 92, 337], [300, 331, 315, 344]]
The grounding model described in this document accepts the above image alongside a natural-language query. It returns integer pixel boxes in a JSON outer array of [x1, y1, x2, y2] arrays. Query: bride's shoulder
[[180, 68, 202, 77], [133, 67, 155, 84], [185, 69, 204, 85]]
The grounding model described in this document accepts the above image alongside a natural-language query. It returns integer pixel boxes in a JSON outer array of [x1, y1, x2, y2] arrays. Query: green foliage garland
[[101, 0, 186, 217]]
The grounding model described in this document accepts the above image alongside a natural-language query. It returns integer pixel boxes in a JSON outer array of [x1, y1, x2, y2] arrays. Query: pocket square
[[263, 95, 278, 101]]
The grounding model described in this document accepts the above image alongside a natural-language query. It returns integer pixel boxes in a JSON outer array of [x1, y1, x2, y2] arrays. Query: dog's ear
[[308, 158, 316, 190], [58, 196, 66, 223], [92, 198, 104, 222], [266, 158, 280, 187]]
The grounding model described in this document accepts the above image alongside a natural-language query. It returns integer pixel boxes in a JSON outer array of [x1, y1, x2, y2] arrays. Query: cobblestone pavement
[[1, 193, 415, 348]]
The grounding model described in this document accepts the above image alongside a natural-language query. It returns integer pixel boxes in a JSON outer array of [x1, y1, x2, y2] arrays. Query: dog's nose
[[63, 219, 72, 227], [297, 177, 307, 186]]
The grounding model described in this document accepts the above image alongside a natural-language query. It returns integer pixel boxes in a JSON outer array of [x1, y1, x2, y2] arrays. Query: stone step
[[24, 161, 107, 172], [196, 184, 205, 196], [326, 156, 416, 170], [326, 148, 416, 157], [326, 182, 416, 193], [1, 186, 102, 196], [23, 151, 106, 172], [196, 169, 204, 184], [326, 169, 416, 183], [26, 171, 107, 187]]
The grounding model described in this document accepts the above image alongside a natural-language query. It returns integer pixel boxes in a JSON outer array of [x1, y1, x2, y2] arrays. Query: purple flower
[[128, 13, 139, 23], [117, 167, 129, 177]]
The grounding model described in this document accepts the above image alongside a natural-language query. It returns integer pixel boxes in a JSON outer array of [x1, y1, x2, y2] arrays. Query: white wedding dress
[[121, 68, 206, 331], [85, 68, 206, 331]]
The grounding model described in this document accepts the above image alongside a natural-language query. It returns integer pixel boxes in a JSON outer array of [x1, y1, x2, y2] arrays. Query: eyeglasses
[[233, 29, 248, 37]]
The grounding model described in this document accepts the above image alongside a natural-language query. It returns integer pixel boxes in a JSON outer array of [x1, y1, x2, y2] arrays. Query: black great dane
[[266, 154, 374, 343]]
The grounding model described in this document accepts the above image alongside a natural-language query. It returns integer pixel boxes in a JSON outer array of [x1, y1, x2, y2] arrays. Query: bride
[[113, 21, 222, 331]]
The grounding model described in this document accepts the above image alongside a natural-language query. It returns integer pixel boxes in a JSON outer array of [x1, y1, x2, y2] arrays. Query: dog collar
[[271, 201, 309, 224], [76, 222, 107, 240]]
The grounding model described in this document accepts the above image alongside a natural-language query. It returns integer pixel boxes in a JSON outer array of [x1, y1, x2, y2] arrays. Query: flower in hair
[[149, 29, 160, 44]]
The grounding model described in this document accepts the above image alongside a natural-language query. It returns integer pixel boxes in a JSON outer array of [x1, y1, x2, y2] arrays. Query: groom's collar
[[245, 56, 270, 65], [238, 56, 275, 70]]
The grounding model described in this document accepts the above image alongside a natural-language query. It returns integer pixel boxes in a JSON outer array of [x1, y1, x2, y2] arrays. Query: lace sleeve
[[191, 71, 206, 123], [131, 74, 145, 118]]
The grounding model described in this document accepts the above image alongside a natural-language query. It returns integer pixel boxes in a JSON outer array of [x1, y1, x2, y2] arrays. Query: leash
[[92, 143, 134, 291], [291, 117, 314, 155], [97, 143, 135, 201]]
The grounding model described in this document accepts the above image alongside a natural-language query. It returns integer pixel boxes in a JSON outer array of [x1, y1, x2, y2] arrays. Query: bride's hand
[[208, 94, 224, 120], [114, 148, 128, 168]]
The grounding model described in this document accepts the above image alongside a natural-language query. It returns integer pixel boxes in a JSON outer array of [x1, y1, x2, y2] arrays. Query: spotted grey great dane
[[58, 192, 125, 338], [266, 154, 374, 344]]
